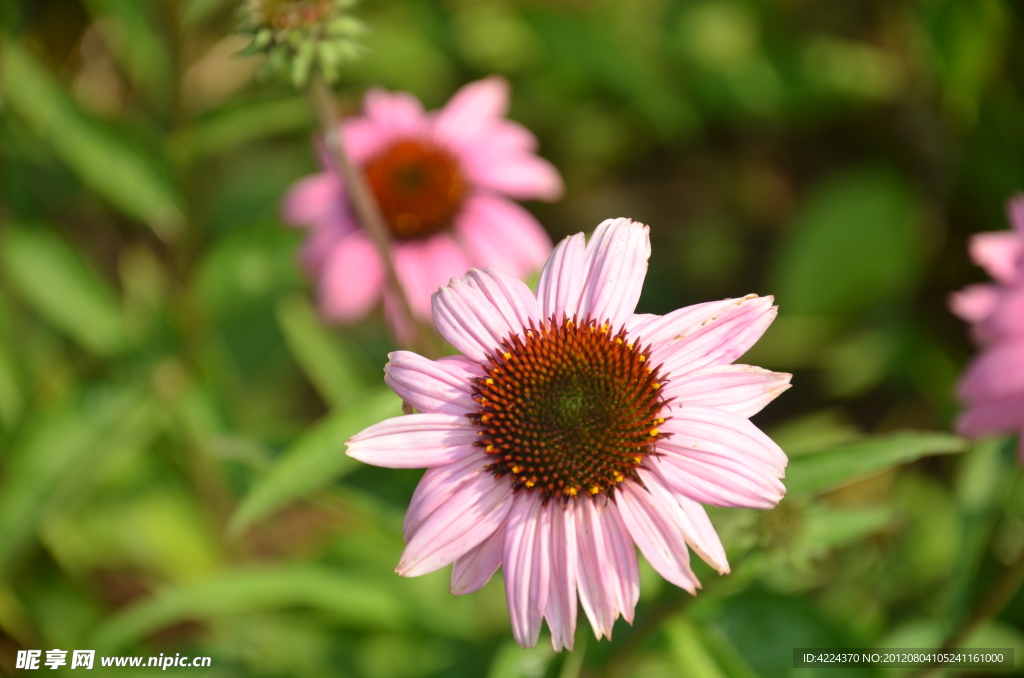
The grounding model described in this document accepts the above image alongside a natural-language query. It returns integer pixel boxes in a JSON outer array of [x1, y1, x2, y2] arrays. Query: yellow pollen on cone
[[504, 352, 511, 359], [565, 487, 578, 497], [512, 465, 522, 473], [525, 479, 535, 488], [649, 428, 659, 437], [633, 455, 643, 464], [639, 355, 646, 362], [613, 471, 624, 482], [485, 378, 494, 385], [589, 485, 601, 495]]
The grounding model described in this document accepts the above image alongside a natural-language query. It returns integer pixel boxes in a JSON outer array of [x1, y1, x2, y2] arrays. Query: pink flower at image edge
[[346, 218, 791, 649], [282, 77, 563, 338], [949, 194, 1024, 459]]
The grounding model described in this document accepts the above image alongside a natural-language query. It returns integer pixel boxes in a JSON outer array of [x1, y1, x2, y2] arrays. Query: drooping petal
[[398, 471, 514, 577], [662, 406, 787, 468], [318, 231, 384, 323], [652, 451, 785, 511], [662, 365, 792, 418], [957, 397, 1024, 438], [544, 499, 578, 652], [576, 498, 640, 640], [578, 219, 651, 329], [385, 351, 483, 415], [959, 342, 1024, 403], [970, 231, 1023, 285], [393, 234, 472, 322], [503, 493, 550, 648], [345, 414, 480, 468], [536, 232, 587, 322], [455, 194, 553, 278], [463, 267, 541, 334], [642, 466, 729, 574], [616, 477, 699, 594], [432, 76, 510, 145], [404, 451, 492, 541], [451, 522, 505, 595], [433, 276, 517, 362]]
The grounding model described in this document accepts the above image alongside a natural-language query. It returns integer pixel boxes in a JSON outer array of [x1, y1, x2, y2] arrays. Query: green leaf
[[0, 384, 158, 579], [486, 641, 557, 678], [1, 226, 126, 354], [0, 42, 183, 237], [227, 387, 402, 536], [276, 295, 368, 408], [785, 431, 969, 497], [771, 168, 925, 316], [90, 566, 407, 652], [170, 96, 312, 162], [665, 618, 730, 678]]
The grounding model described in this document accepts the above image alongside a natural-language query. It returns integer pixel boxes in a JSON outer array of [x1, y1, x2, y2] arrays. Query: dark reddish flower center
[[363, 138, 468, 240], [471, 317, 669, 500]]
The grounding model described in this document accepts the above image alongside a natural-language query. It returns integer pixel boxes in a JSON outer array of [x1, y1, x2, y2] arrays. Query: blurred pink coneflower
[[949, 195, 1024, 458], [283, 77, 562, 336], [346, 219, 791, 649]]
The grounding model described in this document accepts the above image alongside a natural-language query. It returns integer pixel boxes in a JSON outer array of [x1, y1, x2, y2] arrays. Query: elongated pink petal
[[451, 521, 505, 595], [536, 233, 587, 322], [654, 297, 778, 376], [949, 284, 1000, 327], [282, 172, 346, 228], [663, 365, 792, 418], [319, 231, 384, 323], [404, 451, 491, 541], [625, 299, 740, 342], [544, 500, 578, 652], [643, 467, 729, 574], [503, 493, 550, 648], [662, 406, 787, 468], [981, 286, 1024, 341], [465, 152, 564, 202], [578, 219, 651, 328], [957, 397, 1024, 437], [346, 414, 479, 468], [617, 478, 698, 594], [455, 194, 553, 278], [464, 268, 541, 333], [364, 88, 426, 131], [432, 76, 510, 145], [394, 235, 472, 322], [652, 452, 785, 510], [959, 342, 1024, 403], [385, 351, 483, 415], [433, 276, 517, 362], [576, 498, 639, 640], [971, 231, 1022, 285], [398, 472, 514, 577]]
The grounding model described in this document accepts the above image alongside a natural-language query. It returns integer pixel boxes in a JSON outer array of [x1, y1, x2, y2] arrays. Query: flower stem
[[306, 75, 427, 354], [913, 543, 1024, 678]]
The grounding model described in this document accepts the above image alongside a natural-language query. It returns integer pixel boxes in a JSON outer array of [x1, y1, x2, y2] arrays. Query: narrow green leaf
[[227, 387, 401, 536], [665, 618, 729, 678], [0, 384, 157, 579], [276, 295, 368, 408], [90, 566, 407, 652], [785, 431, 969, 497], [486, 641, 557, 678], [1, 226, 126, 354], [0, 41, 183, 237]]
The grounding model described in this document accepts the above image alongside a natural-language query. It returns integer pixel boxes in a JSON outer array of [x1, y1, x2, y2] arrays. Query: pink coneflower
[[282, 77, 562, 333], [346, 219, 790, 649], [949, 195, 1024, 458]]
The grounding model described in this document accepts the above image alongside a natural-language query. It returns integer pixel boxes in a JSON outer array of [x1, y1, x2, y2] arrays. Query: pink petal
[[341, 89, 429, 163], [544, 500, 578, 652], [455, 194, 553, 279], [503, 493, 551, 648], [949, 284, 999, 325], [432, 276, 516, 362], [536, 232, 587, 323], [451, 521, 505, 595], [1009, 194, 1024, 235], [662, 364, 792, 418], [394, 235, 473, 322], [281, 172, 346, 228], [970, 231, 1022, 285], [463, 267, 541, 334], [981, 285, 1024, 341], [345, 414, 480, 468], [579, 219, 651, 329], [616, 477, 699, 594], [432, 77, 510, 145], [625, 299, 742, 341], [576, 498, 640, 640], [385, 351, 483, 416], [318, 231, 384, 323], [404, 451, 491, 541], [957, 397, 1024, 438], [959, 342, 1024, 403], [463, 152, 564, 202], [398, 471, 514, 577], [673, 491, 730, 575], [653, 296, 778, 377]]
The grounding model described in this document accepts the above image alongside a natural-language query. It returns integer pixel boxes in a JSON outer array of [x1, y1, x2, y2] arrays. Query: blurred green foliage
[[1, 0, 1023, 676]]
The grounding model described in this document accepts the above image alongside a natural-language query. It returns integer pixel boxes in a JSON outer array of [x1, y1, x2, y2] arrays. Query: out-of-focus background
[[1, 0, 1023, 676]]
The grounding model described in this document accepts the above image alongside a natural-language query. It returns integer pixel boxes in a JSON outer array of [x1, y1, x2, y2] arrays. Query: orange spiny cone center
[[471, 317, 670, 500], [363, 138, 468, 240]]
